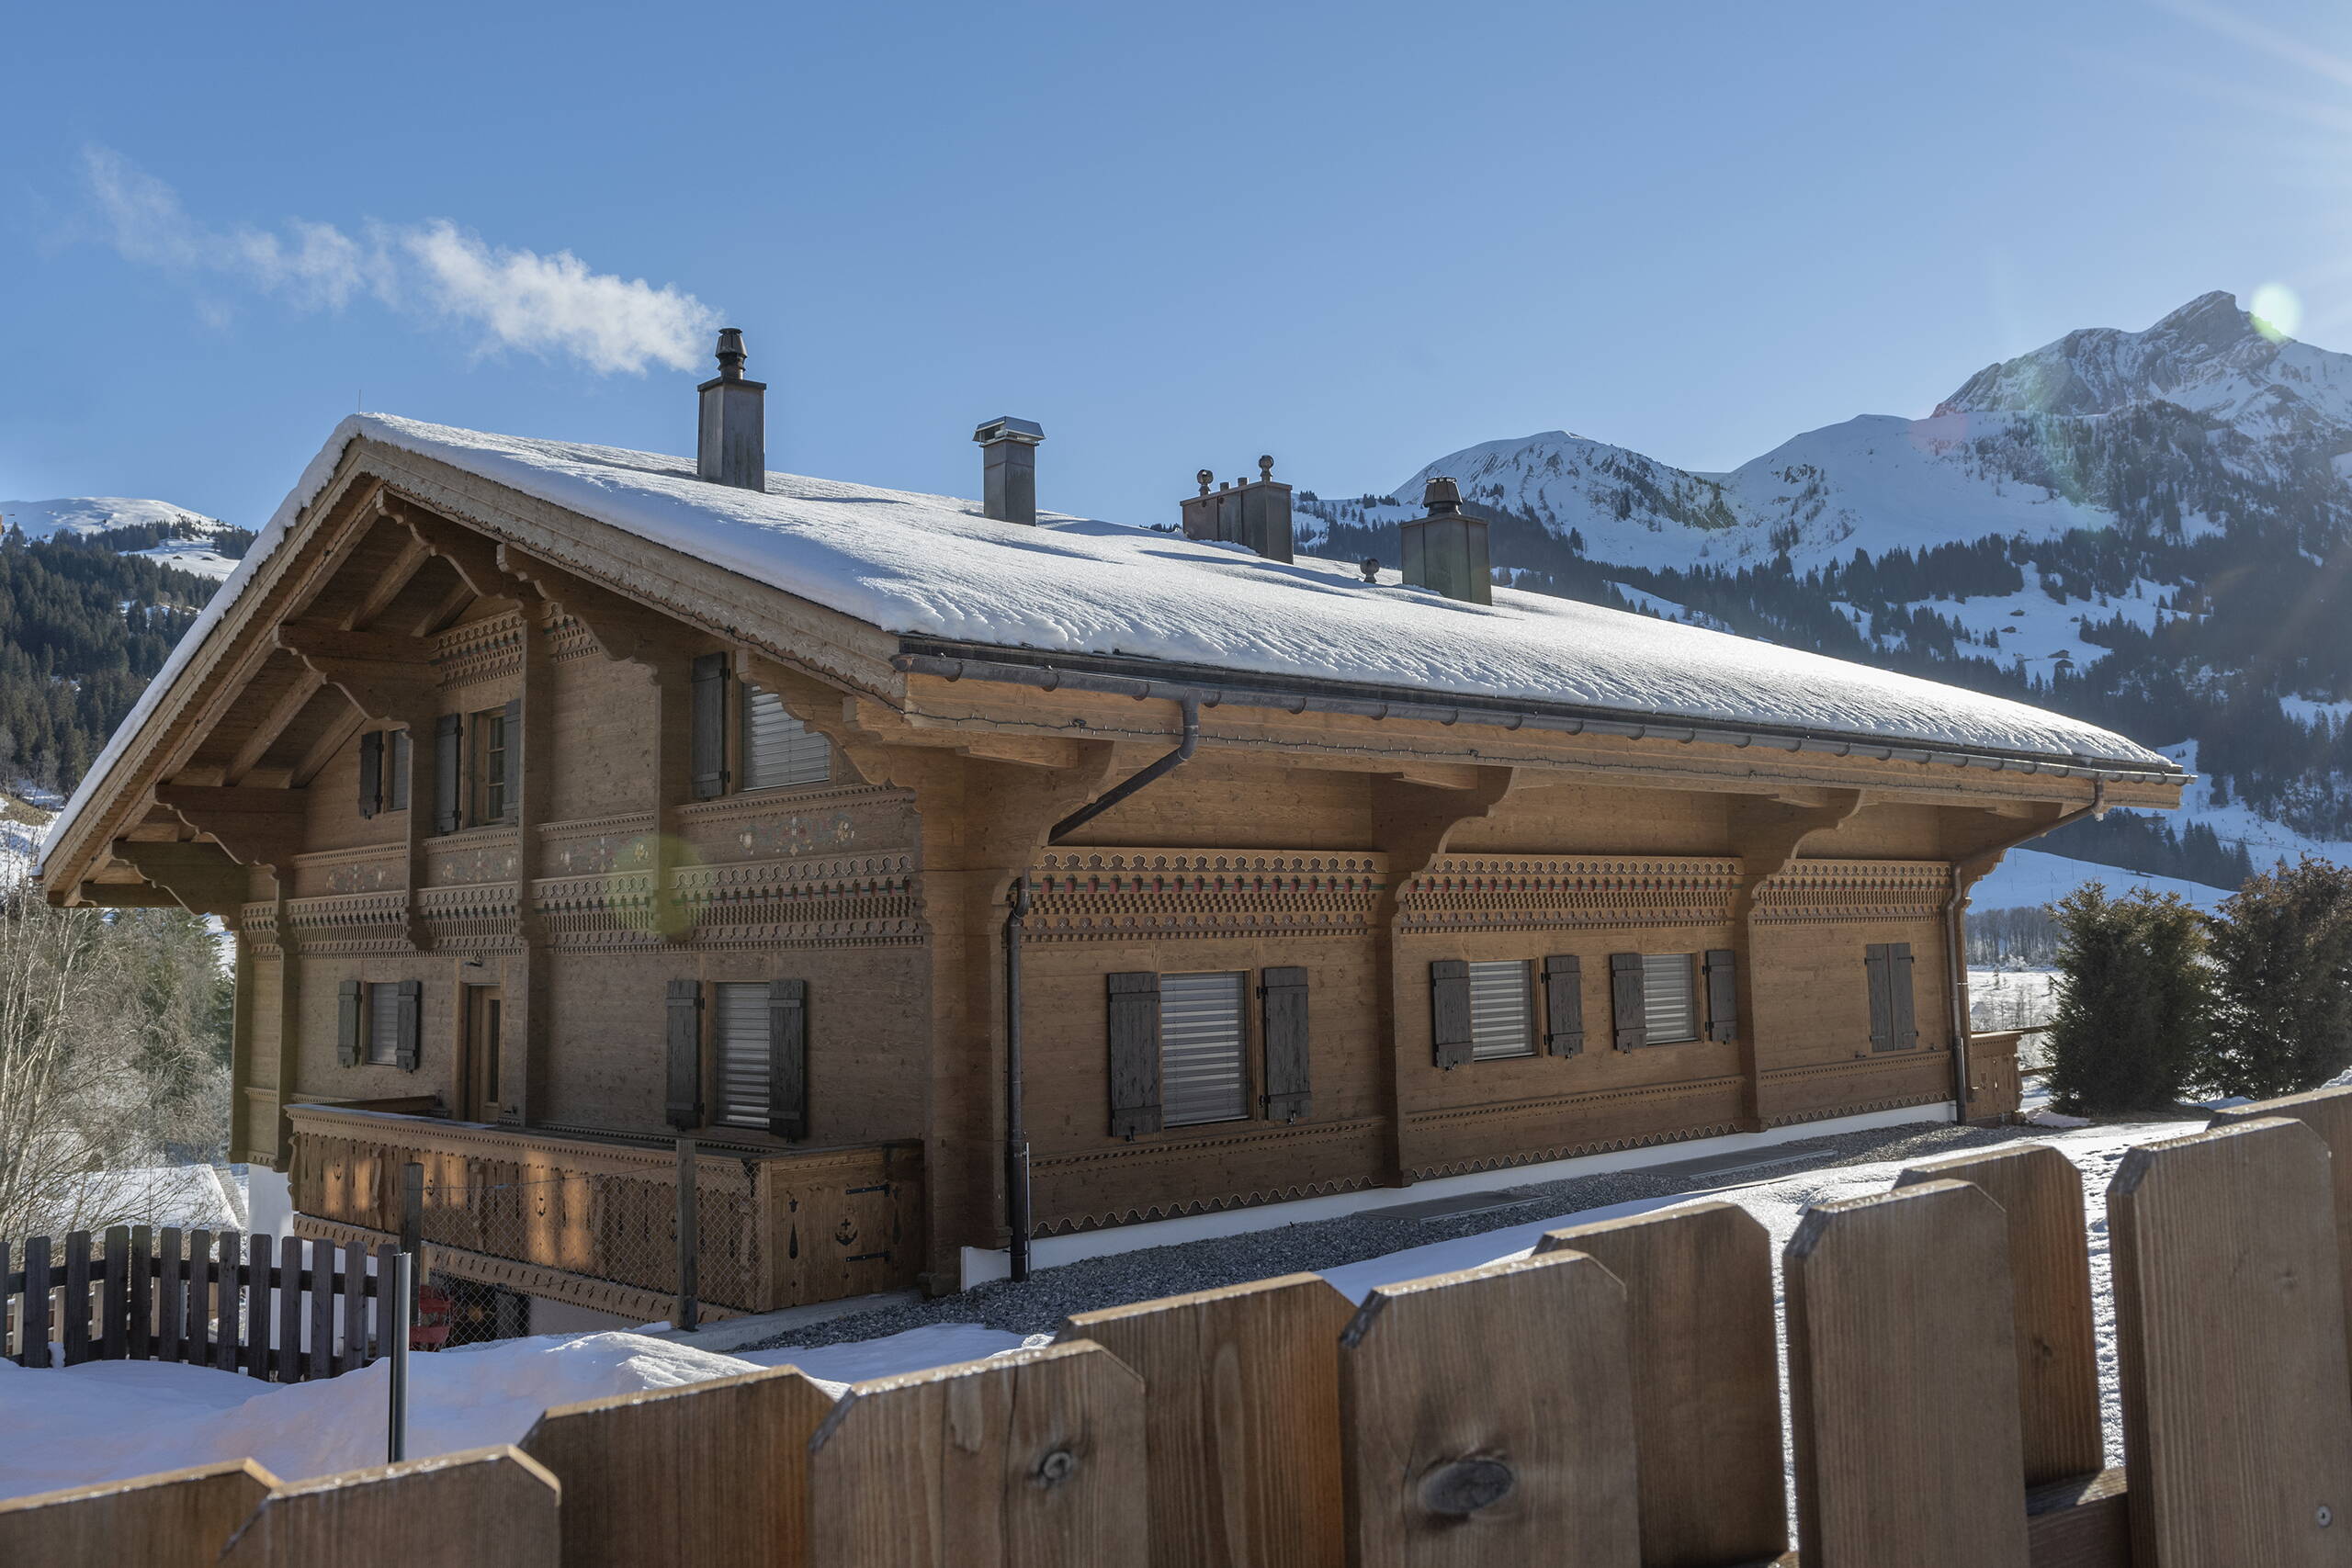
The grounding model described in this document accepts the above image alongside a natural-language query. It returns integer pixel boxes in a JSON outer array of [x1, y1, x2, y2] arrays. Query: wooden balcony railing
[[286, 1106, 922, 1320]]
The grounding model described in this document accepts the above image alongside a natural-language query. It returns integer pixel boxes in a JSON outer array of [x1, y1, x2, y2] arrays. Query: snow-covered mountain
[[0, 498, 244, 581], [1298, 291, 2352, 900]]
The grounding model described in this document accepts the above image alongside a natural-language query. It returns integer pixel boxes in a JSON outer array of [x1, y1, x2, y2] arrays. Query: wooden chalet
[[37, 335, 2184, 1323]]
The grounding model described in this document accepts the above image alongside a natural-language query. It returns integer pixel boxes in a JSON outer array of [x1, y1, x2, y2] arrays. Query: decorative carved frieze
[[1402, 855, 1743, 933], [434, 609, 525, 690], [242, 900, 285, 958], [545, 612, 600, 665], [539, 813, 659, 877], [676, 785, 912, 863], [673, 852, 923, 951], [1752, 859, 1953, 925], [283, 890, 413, 954], [431, 829, 520, 887], [1024, 848, 1386, 942], [533, 870, 664, 950], [419, 882, 522, 951], [291, 843, 404, 898]]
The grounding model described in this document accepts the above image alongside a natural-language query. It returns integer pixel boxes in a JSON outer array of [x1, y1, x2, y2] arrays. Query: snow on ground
[[1898, 570, 2175, 681], [126, 539, 239, 582], [0, 498, 227, 543], [0, 1120, 2179, 1500], [1970, 846, 2232, 912], [1968, 967, 2059, 1032]]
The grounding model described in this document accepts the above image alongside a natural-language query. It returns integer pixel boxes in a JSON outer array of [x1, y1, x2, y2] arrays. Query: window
[[1467, 959, 1536, 1059], [473, 707, 511, 823], [1640, 953, 1699, 1044], [367, 982, 403, 1066], [741, 682, 831, 791], [1160, 971, 1249, 1126], [712, 982, 772, 1129]]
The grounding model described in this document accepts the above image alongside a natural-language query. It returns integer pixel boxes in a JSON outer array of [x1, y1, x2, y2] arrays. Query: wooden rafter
[[341, 532, 435, 632], [153, 784, 307, 872], [111, 840, 250, 917], [225, 668, 330, 784]]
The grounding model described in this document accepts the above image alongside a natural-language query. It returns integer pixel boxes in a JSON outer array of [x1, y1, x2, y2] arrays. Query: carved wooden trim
[[1752, 858, 1954, 924], [419, 882, 522, 951], [1402, 854, 1743, 932], [1026, 847, 1387, 942], [428, 827, 520, 886], [673, 852, 924, 950], [282, 890, 414, 954], [433, 609, 526, 690]]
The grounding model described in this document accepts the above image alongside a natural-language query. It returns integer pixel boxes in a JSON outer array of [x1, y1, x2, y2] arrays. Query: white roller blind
[[741, 684, 831, 790], [1467, 959, 1535, 1059], [367, 982, 401, 1066], [1642, 953, 1697, 1043], [1160, 971, 1248, 1126], [713, 981, 772, 1128]]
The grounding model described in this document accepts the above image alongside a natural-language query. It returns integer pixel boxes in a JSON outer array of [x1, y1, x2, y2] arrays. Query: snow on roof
[[39, 413, 2174, 880]]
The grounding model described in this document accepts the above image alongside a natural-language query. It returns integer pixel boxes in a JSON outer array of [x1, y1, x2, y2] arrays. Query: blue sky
[[5, 0, 2350, 530]]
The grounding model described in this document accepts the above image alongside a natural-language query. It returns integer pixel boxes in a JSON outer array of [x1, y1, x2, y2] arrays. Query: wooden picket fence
[[11, 1085, 2352, 1565], [2, 1226, 396, 1381]]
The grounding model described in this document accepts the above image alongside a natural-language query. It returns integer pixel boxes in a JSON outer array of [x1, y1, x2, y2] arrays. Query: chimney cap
[[1423, 476, 1463, 514], [973, 416, 1045, 446]]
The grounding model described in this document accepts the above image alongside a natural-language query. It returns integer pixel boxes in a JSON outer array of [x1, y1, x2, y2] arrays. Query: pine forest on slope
[[1296, 290, 2352, 890]]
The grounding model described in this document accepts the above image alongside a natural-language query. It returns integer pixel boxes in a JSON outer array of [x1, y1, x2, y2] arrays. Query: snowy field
[[1968, 966, 2059, 1032], [0, 1118, 2176, 1502]]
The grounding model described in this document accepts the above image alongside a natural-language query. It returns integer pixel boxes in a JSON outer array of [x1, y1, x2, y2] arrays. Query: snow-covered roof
[[40, 413, 2176, 880]]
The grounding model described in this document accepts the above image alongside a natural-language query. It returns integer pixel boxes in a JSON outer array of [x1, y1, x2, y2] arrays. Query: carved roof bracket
[[276, 624, 440, 728], [496, 546, 664, 665], [153, 784, 307, 873], [387, 502, 537, 605], [110, 839, 252, 919]]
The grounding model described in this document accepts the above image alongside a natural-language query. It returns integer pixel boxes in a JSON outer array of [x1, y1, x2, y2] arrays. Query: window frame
[[1158, 969, 1254, 1129], [1465, 957, 1538, 1061], [365, 981, 403, 1067], [709, 979, 774, 1131], [1637, 952, 1701, 1046], [471, 706, 511, 825], [733, 679, 834, 795]]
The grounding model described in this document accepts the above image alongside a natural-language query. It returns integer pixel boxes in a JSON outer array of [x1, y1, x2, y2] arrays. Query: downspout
[[1003, 694, 1202, 1282], [1944, 779, 2107, 1121]]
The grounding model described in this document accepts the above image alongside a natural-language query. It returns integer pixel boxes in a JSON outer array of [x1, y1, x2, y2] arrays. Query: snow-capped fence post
[[521, 1363, 833, 1568], [0, 1456, 279, 1563], [214, 1446, 559, 1568], [1337, 1249, 1638, 1566], [1056, 1271, 1353, 1568], [2109, 1116, 2352, 1565], [1896, 1142, 2105, 1488], [1784, 1179, 2028, 1567], [1535, 1200, 1788, 1565], [808, 1341, 1146, 1567]]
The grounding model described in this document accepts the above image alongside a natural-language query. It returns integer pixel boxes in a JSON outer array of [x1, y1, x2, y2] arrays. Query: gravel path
[[744, 1119, 2066, 1353]]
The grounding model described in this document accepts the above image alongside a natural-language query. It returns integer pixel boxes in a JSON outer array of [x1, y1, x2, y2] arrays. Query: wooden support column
[[1726, 789, 1865, 1131], [508, 594, 555, 1123], [1372, 767, 1517, 1188]]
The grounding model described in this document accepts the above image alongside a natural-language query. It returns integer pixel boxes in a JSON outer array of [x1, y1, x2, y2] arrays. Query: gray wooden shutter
[[433, 712, 463, 833], [1866, 944, 1894, 1051], [1703, 948, 1738, 1043], [1430, 960, 1474, 1068], [690, 653, 729, 800], [357, 730, 382, 820], [1889, 942, 1918, 1048], [501, 697, 523, 822], [666, 979, 704, 1129], [394, 979, 422, 1072], [1259, 966, 1310, 1122], [1543, 954, 1584, 1055], [769, 978, 808, 1140], [1611, 953, 1647, 1051], [337, 979, 362, 1067], [1107, 972, 1162, 1138]]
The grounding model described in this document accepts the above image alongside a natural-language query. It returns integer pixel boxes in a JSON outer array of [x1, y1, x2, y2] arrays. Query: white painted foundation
[[961, 1100, 1955, 1288]]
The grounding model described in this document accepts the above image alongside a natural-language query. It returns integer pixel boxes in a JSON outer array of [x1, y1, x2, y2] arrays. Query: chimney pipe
[[973, 417, 1045, 525], [1399, 476, 1492, 604], [1178, 454, 1294, 562], [697, 329, 767, 491]]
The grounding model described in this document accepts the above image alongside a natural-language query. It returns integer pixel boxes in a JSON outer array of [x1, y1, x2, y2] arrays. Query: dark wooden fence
[[2, 1226, 396, 1381]]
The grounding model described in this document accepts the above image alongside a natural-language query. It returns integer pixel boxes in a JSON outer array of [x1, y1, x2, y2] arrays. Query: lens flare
[[2251, 282, 2303, 343]]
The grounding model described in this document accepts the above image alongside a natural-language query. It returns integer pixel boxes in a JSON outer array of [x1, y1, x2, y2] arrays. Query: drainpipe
[[1944, 780, 2107, 1120], [1002, 694, 1202, 1282]]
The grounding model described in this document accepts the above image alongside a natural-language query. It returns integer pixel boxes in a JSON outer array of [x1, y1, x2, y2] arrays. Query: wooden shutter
[[769, 978, 808, 1140], [1865, 943, 1894, 1051], [1703, 948, 1738, 1043], [1543, 954, 1584, 1055], [690, 652, 729, 800], [337, 979, 362, 1067], [1889, 942, 1918, 1048], [501, 697, 523, 821], [1430, 959, 1473, 1068], [1611, 953, 1647, 1051], [393, 979, 422, 1072], [1259, 966, 1310, 1122], [666, 979, 704, 1129], [1107, 972, 1162, 1138], [356, 730, 382, 820], [433, 712, 463, 833]]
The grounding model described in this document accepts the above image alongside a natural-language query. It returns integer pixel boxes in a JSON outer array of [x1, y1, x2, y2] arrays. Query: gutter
[[1002, 694, 1202, 1283], [1943, 780, 2109, 1120], [890, 646, 2181, 785]]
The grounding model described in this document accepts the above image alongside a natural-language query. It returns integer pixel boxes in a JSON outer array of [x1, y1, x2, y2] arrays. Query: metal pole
[[1005, 875, 1033, 1283], [399, 1160, 424, 1319], [674, 1135, 699, 1332], [387, 1250, 412, 1463]]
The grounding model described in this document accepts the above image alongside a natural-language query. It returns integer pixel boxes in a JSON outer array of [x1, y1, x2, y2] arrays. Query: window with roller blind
[[1640, 953, 1699, 1044], [740, 682, 831, 791], [1159, 971, 1249, 1127], [1466, 959, 1537, 1060], [711, 981, 773, 1129]]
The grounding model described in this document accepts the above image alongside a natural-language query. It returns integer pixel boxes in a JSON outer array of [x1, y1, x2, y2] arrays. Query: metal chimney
[[1178, 456, 1294, 563], [973, 417, 1045, 525], [697, 329, 767, 491], [1399, 477, 1492, 604]]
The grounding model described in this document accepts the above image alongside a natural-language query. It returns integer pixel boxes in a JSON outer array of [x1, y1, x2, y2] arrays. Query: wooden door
[[462, 986, 503, 1123]]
